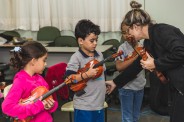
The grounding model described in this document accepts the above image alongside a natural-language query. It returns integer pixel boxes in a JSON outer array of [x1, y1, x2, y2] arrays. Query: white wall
[[145, 0, 184, 33]]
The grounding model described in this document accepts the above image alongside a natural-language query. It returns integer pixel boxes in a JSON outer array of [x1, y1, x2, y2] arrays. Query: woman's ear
[[133, 24, 137, 30], [133, 24, 141, 31]]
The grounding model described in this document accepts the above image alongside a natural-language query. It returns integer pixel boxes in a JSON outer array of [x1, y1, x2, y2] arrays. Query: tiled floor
[[0, 97, 170, 122], [53, 100, 170, 122]]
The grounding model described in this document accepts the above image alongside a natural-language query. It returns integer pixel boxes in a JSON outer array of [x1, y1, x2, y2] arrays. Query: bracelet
[[84, 72, 89, 78], [81, 73, 84, 80]]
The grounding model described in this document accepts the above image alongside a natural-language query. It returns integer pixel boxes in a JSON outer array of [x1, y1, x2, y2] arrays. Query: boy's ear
[[78, 38, 83, 45]]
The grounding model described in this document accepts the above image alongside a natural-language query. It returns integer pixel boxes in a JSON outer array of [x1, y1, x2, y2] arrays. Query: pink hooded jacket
[[2, 70, 58, 122]]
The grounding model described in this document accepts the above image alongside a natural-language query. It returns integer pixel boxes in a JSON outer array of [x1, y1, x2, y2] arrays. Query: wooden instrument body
[[14, 86, 53, 122], [12, 74, 75, 122], [20, 86, 53, 105], [126, 35, 168, 84], [124, 46, 145, 61], [70, 51, 123, 92], [70, 59, 103, 92]]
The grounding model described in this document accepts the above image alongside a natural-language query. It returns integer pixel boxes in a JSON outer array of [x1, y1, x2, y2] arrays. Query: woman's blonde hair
[[121, 0, 152, 29]]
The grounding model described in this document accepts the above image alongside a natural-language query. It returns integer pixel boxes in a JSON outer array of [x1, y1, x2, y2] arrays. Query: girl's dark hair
[[121, 0, 152, 29], [10, 41, 47, 70], [75, 19, 101, 40]]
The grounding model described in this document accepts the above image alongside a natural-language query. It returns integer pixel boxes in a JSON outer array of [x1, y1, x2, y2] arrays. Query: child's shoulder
[[119, 42, 132, 50], [96, 50, 103, 55], [14, 70, 27, 79], [120, 41, 129, 47], [96, 51, 103, 58], [71, 50, 81, 57], [69, 51, 82, 62]]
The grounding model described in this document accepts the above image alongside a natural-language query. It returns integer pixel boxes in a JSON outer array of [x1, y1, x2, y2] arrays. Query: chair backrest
[[37, 26, 61, 41], [3, 31, 20, 37], [102, 39, 120, 51], [3, 84, 12, 98], [102, 39, 120, 75], [102, 39, 121, 58], [44, 62, 69, 101], [54, 36, 78, 47]]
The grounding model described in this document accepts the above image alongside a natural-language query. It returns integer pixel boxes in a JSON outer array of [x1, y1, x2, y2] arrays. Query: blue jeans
[[74, 109, 104, 122], [118, 88, 144, 122]]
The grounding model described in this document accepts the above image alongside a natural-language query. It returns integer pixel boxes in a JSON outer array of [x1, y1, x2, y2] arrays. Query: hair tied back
[[130, 1, 142, 9]]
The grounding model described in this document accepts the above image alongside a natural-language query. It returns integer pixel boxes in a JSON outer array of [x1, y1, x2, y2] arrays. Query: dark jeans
[[170, 90, 184, 122]]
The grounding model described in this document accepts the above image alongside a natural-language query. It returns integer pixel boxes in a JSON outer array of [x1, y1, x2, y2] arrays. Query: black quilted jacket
[[114, 23, 184, 94]]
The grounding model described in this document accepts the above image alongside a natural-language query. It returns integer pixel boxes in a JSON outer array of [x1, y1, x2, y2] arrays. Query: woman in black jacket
[[124, 1, 184, 122], [106, 1, 184, 122]]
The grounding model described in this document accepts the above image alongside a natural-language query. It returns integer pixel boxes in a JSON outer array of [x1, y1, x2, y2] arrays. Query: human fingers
[[87, 67, 98, 78], [42, 100, 50, 110], [140, 60, 145, 68], [46, 98, 55, 107], [43, 98, 55, 109], [106, 85, 111, 94], [105, 80, 116, 94], [146, 52, 152, 58], [140, 59, 150, 69], [149, 69, 154, 72], [140, 59, 145, 65], [89, 64, 95, 68], [42, 99, 46, 105]]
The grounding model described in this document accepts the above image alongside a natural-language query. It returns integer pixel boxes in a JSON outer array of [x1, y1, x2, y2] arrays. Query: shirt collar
[[79, 48, 99, 58]]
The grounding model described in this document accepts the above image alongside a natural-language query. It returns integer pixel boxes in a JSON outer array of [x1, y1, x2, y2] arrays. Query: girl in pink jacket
[[2, 41, 58, 122]]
